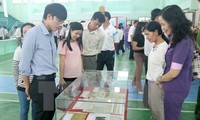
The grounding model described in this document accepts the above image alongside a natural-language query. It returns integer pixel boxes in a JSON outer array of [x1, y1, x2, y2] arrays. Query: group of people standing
[[11, 2, 197, 120], [12, 3, 121, 120], [131, 5, 194, 120]]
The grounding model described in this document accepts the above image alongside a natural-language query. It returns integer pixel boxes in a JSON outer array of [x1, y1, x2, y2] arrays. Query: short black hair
[[118, 23, 123, 29], [104, 11, 111, 20], [144, 21, 169, 44], [133, 20, 139, 24], [20, 22, 35, 37], [145, 21, 162, 35], [19, 22, 35, 48], [151, 8, 161, 20], [43, 3, 67, 21], [92, 11, 105, 24]]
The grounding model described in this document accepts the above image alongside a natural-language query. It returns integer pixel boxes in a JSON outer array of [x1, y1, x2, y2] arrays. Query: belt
[[33, 73, 56, 80], [101, 50, 114, 53], [148, 80, 156, 83], [82, 54, 96, 57]]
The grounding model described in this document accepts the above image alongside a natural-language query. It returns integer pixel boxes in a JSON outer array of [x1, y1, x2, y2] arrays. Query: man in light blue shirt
[[19, 3, 67, 120]]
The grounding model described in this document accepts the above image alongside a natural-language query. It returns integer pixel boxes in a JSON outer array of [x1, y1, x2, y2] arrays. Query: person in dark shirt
[[132, 22, 146, 94]]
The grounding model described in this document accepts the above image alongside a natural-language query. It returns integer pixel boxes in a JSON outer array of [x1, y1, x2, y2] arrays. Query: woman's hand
[[158, 83, 163, 88], [156, 78, 160, 85], [156, 76, 163, 88], [25, 88, 31, 100], [59, 78, 66, 86]]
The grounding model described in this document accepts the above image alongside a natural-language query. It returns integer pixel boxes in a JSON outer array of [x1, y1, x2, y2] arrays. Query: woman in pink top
[[58, 22, 83, 86]]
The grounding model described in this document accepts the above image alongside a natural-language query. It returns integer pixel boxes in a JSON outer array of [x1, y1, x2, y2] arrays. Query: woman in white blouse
[[144, 21, 168, 120]]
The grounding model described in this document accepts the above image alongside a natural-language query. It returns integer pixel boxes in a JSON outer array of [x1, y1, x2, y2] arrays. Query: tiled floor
[[0, 51, 199, 120], [0, 75, 199, 102]]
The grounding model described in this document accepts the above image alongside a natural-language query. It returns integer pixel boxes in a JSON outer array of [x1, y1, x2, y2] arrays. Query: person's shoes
[[138, 91, 144, 94], [136, 87, 143, 94], [137, 89, 143, 94]]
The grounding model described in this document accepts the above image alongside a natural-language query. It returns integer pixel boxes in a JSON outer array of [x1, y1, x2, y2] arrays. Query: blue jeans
[[17, 90, 35, 120]]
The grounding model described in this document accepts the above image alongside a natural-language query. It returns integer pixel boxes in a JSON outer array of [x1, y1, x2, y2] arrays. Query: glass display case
[[55, 71, 129, 120]]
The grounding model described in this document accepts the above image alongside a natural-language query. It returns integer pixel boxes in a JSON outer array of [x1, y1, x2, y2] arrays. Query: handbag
[[57, 84, 67, 94], [192, 50, 200, 80], [57, 81, 73, 95]]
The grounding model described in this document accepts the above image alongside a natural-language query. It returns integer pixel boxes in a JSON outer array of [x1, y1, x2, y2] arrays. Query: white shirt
[[117, 29, 124, 41], [59, 27, 67, 37], [13, 46, 21, 61], [65, 29, 69, 38], [0, 27, 4, 37], [128, 25, 135, 42], [146, 42, 168, 81], [3, 28, 8, 36], [14, 28, 21, 38], [82, 22, 105, 55], [144, 33, 154, 56], [101, 24, 119, 51]]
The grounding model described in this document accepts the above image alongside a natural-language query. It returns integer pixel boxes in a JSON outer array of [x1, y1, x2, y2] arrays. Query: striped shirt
[[13, 46, 33, 91]]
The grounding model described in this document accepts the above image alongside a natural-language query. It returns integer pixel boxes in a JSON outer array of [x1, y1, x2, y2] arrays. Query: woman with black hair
[[132, 22, 146, 94], [58, 22, 83, 87], [12, 22, 35, 120], [144, 21, 168, 120], [156, 5, 194, 120]]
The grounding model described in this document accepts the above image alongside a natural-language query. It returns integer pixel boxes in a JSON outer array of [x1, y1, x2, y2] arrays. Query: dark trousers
[[97, 50, 115, 71], [129, 42, 134, 59], [116, 40, 125, 54], [30, 74, 57, 120], [82, 55, 97, 70], [54, 36, 58, 49], [195, 85, 200, 120], [143, 55, 149, 108], [143, 79, 149, 108], [63, 78, 76, 87], [144, 55, 148, 75]]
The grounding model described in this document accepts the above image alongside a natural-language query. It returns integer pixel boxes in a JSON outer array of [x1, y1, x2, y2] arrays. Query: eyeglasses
[[54, 16, 64, 24]]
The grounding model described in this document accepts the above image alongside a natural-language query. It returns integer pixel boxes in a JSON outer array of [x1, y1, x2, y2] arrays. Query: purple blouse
[[163, 37, 194, 92]]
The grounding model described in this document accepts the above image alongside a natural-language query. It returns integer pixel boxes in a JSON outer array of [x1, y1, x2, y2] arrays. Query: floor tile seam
[[0, 59, 12, 64], [127, 108, 195, 112]]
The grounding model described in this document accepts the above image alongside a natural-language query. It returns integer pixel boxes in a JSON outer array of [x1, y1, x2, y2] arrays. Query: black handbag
[[57, 84, 65, 94], [57, 81, 73, 95]]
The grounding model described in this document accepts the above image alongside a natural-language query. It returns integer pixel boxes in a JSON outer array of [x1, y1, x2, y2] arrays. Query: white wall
[[4, 0, 165, 22], [2, 0, 200, 23], [165, 0, 199, 10]]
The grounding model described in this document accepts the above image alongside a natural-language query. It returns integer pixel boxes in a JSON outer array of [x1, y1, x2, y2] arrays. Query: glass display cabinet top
[[56, 71, 129, 104]]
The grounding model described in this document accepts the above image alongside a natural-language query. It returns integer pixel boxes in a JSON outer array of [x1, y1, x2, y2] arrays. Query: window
[[81, 0, 103, 1], [34, 0, 52, 3], [54, 0, 76, 2], [12, 0, 23, 3], [13, 0, 52, 3]]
